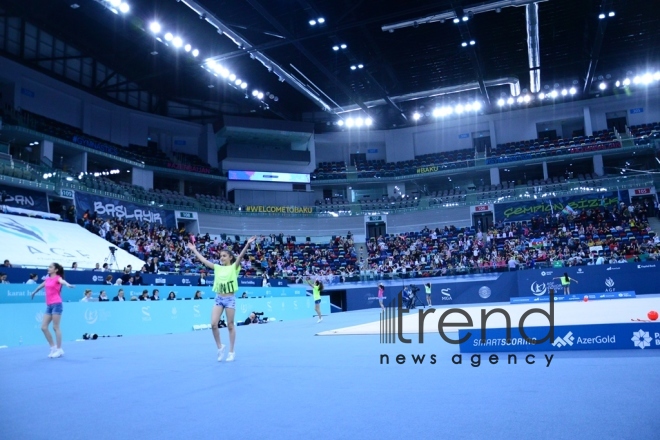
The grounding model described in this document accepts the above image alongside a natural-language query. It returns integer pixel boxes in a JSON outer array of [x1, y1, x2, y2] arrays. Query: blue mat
[[1, 309, 659, 440]]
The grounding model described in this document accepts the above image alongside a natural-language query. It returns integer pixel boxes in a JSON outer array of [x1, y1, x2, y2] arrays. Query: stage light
[[464, 103, 472, 111], [346, 118, 354, 127], [497, 99, 505, 106], [654, 72, 660, 81], [462, 16, 469, 22], [350, 65, 356, 70], [432, 108, 442, 117], [412, 112, 421, 121], [455, 104, 464, 114], [561, 89, 568, 96], [257, 92, 264, 100], [517, 97, 524, 104], [332, 46, 339, 51], [109, 0, 121, 6], [164, 32, 173, 41], [469, 40, 475, 46], [641, 73, 653, 84], [340, 44, 347, 49], [615, 80, 621, 87], [184, 44, 191, 52], [538, 92, 545, 100], [461, 42, 467, 47], [172, 37, 183, 48], [252, 90, 259, 97], [337, 120, 344, 127], [623, 78, 630, 86], [240, 82, 248, 89], [633, 76, 641, 84], [119, 3, 129, 14], [235, 79, 242, 85], [453, 18, 460, 24], [549, 90, 558, 98], [355, 117, 364, 127], [358, 64, 364, 69], [472, 101, 482, 111], [192, 49, 199, 57], [149, 22, 161, 34], [318, 18, 325, 24], [507, 97, 514, 104], [598, 13, 605, 19], [365, 117, 373, 126], [608, 11, 615, 17], [523, 95, 531, 103], [309, 20, 317, 26], [599, 82, 606, 90], [229, 73, 236, 81], [569, 87, 577, 95]]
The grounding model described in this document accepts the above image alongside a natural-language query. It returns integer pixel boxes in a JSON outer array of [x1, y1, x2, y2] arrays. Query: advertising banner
[[74, 192, 176, 227], [494, 192, 621, 222], [0, 296, 331, 347], [515, 264, 659, 299], [459, 322, 660, 353], [0, 213, 145, 269], [345, 272, 518, 311], [0, 284, 309, 304], [0, 184, 49, 212]]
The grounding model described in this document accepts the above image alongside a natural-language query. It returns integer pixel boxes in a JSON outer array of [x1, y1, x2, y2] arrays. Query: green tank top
[[313, 285, 321, 300], [560, 277, 570, 286], [425, 286, 431, 294], [213, 264, 240, 294]]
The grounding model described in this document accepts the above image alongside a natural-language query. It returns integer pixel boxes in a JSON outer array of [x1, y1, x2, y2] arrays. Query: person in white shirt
[[26, 273, 38, 284], [80, 289, 93, 302]]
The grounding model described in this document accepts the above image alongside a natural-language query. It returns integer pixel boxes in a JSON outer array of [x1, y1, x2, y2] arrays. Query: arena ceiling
[[2, 0, 659, 129]]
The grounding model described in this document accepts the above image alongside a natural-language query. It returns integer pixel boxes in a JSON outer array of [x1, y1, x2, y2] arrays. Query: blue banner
[[238, 277, 288, 287], [515, 264, 659, 300], [0, 184, 49, 212], [0, 296, 331, 347], [345, 273, 518, 311], [0, 284, 309, 304], [494, 192, 620, 222], [459, 323, 660, 353], [74, 192, 176, 227], [510, 291, 635, 304]]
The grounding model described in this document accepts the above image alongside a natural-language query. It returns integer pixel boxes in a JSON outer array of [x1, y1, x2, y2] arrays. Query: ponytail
[[564, 272, 569, 283], [53, 262, 64, 278]]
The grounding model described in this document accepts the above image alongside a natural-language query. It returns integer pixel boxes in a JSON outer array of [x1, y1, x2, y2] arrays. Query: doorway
[[472, 212, 493, 231], [366, 221, 386, 239]]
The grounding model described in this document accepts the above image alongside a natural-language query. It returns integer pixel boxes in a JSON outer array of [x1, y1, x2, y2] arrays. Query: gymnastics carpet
[[1, 308, 659, 440]]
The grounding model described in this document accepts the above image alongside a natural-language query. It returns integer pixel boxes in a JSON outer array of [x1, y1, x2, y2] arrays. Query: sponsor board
[[459, 322, 660, 352]]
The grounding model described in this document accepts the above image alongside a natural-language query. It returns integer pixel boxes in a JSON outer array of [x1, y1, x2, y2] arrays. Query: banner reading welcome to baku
[[75, 192, 176, 227], [494, 191, 626, 222]]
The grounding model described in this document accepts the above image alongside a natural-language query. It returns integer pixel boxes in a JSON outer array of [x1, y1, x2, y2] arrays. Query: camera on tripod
[[109, 246, 117, 254], [411, 285, 420, 293]]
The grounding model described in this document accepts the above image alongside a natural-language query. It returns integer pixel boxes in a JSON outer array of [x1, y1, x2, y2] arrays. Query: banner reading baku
[[74, 192, 176, 227]]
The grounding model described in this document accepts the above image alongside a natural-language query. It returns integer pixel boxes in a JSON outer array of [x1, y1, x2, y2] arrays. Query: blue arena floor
[[1, 309, 659, 440]]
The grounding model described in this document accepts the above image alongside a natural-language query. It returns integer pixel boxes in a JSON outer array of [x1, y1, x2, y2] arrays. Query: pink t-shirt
[[378, 287, 384, 298], [45, 276, 63, 305]]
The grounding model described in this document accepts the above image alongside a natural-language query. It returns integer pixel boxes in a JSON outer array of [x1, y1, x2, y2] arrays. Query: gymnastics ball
[[648, 310, 658, 321]]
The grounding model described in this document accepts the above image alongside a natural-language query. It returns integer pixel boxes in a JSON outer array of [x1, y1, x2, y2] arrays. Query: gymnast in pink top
[[31, 262, 74, 358]]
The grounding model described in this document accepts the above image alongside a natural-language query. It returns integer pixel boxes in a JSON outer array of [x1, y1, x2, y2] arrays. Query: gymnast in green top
[[306, 278, 324, 323], [553, 272, 578, 295], [187, 236, 256, 362]]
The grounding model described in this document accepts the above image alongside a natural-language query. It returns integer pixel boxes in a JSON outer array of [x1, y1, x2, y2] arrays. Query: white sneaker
[[217, 345, 226, 362], [317, 317, 323, 323], [51, 348, 64, 358], [226, 352, 235, 362], [47, 347, 57, 358]]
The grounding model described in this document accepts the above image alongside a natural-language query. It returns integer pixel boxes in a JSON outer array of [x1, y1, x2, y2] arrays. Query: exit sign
[[179, 212, 195, 219], [368, 216, 383, 222]]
